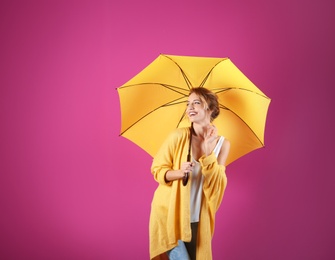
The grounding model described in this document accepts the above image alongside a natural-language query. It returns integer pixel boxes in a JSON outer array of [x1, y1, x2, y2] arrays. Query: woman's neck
[[192, 122, 211, 138]]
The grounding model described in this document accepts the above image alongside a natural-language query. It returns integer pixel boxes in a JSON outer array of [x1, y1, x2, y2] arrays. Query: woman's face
[[186, 93, 211, 124]]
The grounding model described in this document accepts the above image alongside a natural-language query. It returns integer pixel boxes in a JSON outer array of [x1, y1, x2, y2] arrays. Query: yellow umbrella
[[117, 54, 271, 165]]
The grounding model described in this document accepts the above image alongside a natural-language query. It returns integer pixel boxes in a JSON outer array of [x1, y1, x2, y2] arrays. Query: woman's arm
[[199, 138, 230, 211], [164, 162, 194, 182], [151, 129, 189, 185], [217, 139, 230, 166]]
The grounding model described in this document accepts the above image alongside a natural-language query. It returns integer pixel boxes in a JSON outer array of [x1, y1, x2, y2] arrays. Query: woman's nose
[[187, 103, 194, 110]]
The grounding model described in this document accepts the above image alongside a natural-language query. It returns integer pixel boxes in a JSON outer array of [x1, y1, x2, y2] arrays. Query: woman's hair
[[189, 87, 220, 122]]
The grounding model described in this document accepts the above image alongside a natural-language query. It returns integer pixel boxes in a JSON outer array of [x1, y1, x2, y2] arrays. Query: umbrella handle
[[183, 126, 192, 186], [182, 172, 189, 186], [183, 154, 190, 186]]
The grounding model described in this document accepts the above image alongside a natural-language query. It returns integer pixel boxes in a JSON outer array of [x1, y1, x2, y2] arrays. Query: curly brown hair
[[189, 87, 220, 122]]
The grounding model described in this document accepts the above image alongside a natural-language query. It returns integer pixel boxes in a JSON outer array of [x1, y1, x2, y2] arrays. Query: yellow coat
[[149, 127, 228, 259]]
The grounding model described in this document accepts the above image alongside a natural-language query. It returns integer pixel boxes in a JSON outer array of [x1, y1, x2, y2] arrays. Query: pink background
[[1, 0, 334, 259]]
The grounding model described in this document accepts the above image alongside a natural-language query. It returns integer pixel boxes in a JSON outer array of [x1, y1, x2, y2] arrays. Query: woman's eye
[[186, 101, 201, 106]]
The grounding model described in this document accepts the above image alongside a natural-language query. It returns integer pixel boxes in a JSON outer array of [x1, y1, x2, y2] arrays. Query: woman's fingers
[[181, 162, 194, 173]]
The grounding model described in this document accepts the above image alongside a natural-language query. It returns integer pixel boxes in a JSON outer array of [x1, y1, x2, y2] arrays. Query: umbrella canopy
[[117, 54, 271, 165]]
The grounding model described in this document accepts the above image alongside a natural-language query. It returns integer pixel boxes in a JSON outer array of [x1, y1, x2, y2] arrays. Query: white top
[[190, 136, 225, 223]]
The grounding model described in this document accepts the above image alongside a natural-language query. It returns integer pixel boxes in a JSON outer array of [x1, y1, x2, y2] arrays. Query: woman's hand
[[180, 161, 194, 175], [203, 124, 218, 156]]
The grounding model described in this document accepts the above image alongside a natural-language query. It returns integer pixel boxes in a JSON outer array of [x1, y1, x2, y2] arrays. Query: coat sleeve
[[199, 152, 228, 212], [151, 130, 182, 185]]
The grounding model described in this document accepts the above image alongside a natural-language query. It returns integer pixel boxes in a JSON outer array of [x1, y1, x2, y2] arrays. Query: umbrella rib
[[162, 100, 187, 107], [199, 72, 211, 87], [198, 59, 270, 100], [160, 84, 190, 97], [199, 58, 228, 87], [118, 83, 186, 92], [118, 83, 190, 96], [162, 55, 193, 89], [214, 87, 271, 99], [220, 104, 265, 146], [120, 97, 188, 136], [176, 110, 187, 128]]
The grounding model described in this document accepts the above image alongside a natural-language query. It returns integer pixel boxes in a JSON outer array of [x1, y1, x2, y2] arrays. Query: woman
[[149, 87, 230, 260]]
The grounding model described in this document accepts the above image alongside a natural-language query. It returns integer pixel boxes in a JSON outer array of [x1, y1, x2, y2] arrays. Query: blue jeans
[[167, 222, 198, 260], [167, 240, 191, 260]]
